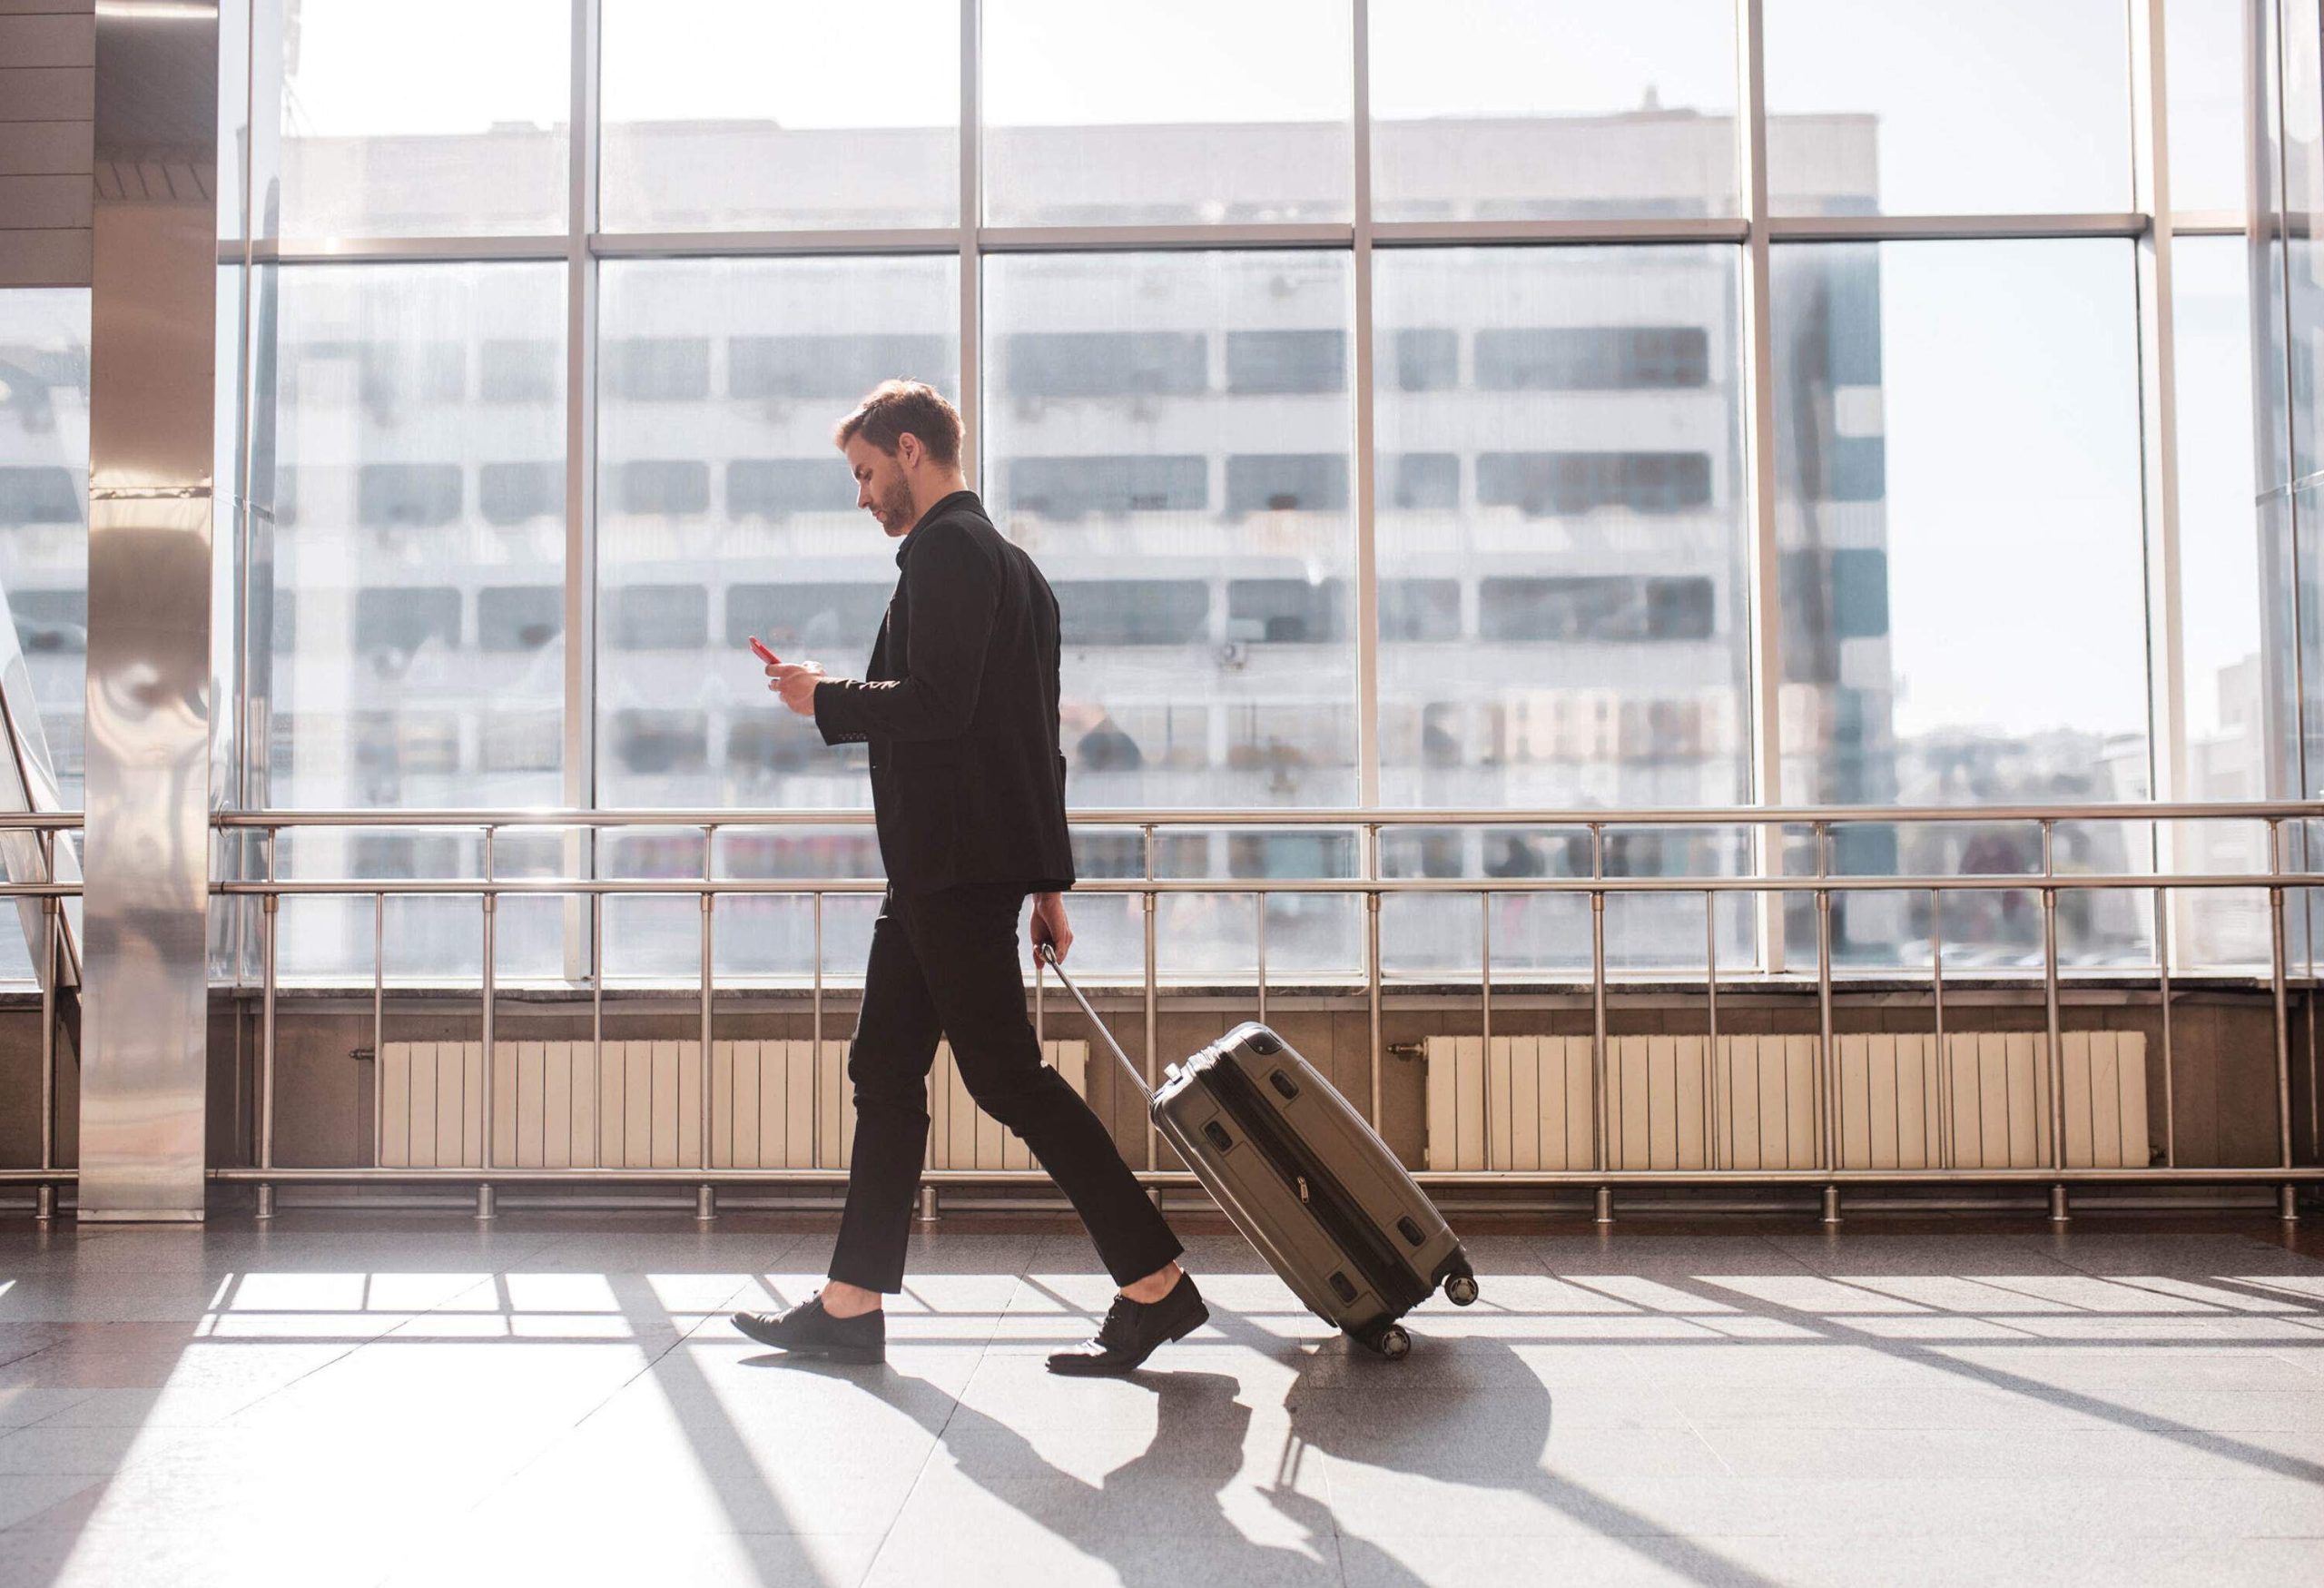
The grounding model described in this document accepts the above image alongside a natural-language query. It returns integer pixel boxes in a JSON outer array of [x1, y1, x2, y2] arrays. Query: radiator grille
[[1424, 1032, 2150, 1171], [379, 1039, 1088, 1170]]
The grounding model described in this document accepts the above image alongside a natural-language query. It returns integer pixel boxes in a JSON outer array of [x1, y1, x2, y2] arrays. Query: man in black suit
[[731, 380, 1206, 1375]]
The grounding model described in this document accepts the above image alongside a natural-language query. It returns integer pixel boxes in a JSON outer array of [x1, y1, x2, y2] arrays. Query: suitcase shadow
[[1265, 1336, 1785, 1588]]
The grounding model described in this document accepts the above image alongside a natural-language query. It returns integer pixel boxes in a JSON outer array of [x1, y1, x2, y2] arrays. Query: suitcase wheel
[[1360, 1323, 1412, 1361], [1443, 1273, 1480, 1308]]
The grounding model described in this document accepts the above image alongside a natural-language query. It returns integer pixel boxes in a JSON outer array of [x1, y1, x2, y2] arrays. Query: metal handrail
[[213, 799, 2324, 827], [208, 801, 2322, 1225]]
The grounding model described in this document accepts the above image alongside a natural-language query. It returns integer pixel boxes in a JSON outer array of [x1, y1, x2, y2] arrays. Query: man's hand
[[1030, 892, 1072, 965], [766, 660, 827, 718]]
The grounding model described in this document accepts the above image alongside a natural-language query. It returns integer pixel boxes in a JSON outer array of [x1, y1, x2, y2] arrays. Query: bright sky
[[267, 0, 2265, 747]]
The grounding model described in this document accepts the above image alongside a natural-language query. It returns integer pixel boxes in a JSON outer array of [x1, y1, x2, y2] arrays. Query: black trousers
[[828, 883, 1183, 1294]]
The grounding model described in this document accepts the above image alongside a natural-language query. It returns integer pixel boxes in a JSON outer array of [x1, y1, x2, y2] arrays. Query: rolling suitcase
[[1039, 945, 1479, 1358]]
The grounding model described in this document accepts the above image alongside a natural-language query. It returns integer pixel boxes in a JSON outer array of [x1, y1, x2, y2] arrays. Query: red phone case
[[748, 638, 780, 665]]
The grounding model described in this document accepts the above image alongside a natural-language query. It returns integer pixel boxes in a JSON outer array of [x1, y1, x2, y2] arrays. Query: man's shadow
[[750, 1354, 1335, 1583]]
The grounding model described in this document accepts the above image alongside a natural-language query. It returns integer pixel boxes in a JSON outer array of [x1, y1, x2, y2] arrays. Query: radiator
[[378, 1039, 1088, 1171], [1424, 1032, 2151, 1172]]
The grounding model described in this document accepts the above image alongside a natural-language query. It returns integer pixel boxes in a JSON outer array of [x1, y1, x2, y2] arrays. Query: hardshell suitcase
[[1039, 946, 1478, 1357]]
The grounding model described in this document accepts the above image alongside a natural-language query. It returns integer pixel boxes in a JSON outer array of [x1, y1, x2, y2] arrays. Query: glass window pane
[[1374, 247, 1749, 810], [600, 0, 959, 232], [1765, 0, 2132, 215], [1370, 0, 1739, 222], [984, 251, 1357, 806], [2174, 235, 2270, 966], [981, 0, 1352, 226], [1772, 241, 2148, 812], [595, 256, 959, 808], [2167, 0, 2248, 215], [262, 262, 566, 811], [0, 290, 89, 814], [274, 0, 569, 238]]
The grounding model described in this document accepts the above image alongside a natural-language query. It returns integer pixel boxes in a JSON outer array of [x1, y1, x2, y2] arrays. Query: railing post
[[2270, 819, 2296, 1179], [1480, 887, 1492, 1057], [1255, 886, 1268, 1027], [812, 888, 825, 1169], [1704, 886, 1718, 1170], [1366, 824, 1384, 1130], [1931, 887, 1950, 1169], [590, 887, 605, 1169], [2155, 885, 2176, 1167], [1143, 823, 1158, 1170], [372, 891, 385, 1169], [1815, 822, 1836, 1172], [699, 823, 715, 1198], [2041, 821, 2065, 1189], [257, 889, 277, 1222]]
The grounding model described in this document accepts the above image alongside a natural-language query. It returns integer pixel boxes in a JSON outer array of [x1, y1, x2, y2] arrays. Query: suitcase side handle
[[1033, 942, 1151, 1100]]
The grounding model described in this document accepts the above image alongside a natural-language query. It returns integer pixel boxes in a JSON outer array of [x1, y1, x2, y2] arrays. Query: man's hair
[[833, 380, 962, 469]]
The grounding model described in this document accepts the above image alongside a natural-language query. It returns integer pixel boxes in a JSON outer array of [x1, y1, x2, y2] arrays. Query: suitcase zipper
[[1202, 1055, 1431, 1315]]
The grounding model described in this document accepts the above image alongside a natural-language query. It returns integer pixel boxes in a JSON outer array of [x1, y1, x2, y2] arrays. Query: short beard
[[881, 474, 915, 531]]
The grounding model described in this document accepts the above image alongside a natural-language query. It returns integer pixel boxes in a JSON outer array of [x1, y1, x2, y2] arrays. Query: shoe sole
[[730, 1313, 884, 1364], [1047, 1299, 1209, 1377]]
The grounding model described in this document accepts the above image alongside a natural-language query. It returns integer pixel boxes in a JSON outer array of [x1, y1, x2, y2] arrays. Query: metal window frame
[[222, 0, 2254, 986]]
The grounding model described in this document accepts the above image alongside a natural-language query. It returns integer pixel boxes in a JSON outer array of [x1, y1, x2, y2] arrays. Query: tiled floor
[[0, 1207, 2320, 1587]]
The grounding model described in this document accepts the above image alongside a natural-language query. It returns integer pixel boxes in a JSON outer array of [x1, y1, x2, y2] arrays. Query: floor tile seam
[[857, 1341, 972, 1588], [5, 1388, 97, 1435]]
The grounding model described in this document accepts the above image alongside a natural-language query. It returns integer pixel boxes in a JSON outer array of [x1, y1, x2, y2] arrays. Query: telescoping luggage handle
[[1034, 942, 1152, 1101]]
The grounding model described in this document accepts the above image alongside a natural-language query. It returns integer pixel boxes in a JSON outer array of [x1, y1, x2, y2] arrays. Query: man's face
[[843, 434, 917, 538]]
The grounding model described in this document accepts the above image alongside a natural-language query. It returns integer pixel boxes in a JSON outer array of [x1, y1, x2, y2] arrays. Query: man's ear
[[896, 431, 922, 470]]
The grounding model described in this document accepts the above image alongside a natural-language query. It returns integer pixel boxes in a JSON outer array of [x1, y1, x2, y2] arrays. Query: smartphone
[[747, 636, 781, 666]]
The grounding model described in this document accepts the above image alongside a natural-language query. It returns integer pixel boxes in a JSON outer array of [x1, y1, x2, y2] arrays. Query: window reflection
[[985, 251, 1360, 809]]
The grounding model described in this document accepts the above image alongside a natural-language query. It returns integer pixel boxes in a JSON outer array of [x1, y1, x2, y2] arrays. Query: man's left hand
[[767, 660, 828, 718]]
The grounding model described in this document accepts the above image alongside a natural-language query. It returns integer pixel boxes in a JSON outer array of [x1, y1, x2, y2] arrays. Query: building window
[[0, 467, 79, 526], [1228, 578, 1346, 643], [478, 586, 562, 651], [356, 464, 462, 529], [1474, 326, 1712, 390], [1475, 450, 1713, 515], [1391, 452, 1459, 510], [1054, 579, 1211, 646], [724, 582, 891, 651], [1001, 330, 1207, 399], [612, 708, 709, 773], [1005, 456, 1208, 518], [729, 333, 951, 400], [1226, 330, 1347, 395], [479, 338, 560, 402], [606, 336, 711, 400], [11, 589, 84, 655], [606, 583, 709, 650], [1380, 577, 1461, 641], [478, 710, 561, 773], [1393, 328, 1458, 391], [726, 458, 850, 520], [478, 461, 563, 527], [616, 459, 711, 516], [354, 587, 462, 656], [1479, 575, 1717, 643], [1226, 453, 1349, 514]]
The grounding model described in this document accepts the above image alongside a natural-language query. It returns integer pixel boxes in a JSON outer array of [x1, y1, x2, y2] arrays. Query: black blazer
[[812, 490, 1076, 895]]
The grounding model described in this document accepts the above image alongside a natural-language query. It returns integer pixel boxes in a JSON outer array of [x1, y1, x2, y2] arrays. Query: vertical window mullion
[[1738, 0, 1784, 973], [1353, 0, 1380, 810], [566, 0, 603, 984]]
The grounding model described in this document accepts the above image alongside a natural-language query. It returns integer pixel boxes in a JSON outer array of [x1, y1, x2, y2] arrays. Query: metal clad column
[[79, 3, 219, 1221]]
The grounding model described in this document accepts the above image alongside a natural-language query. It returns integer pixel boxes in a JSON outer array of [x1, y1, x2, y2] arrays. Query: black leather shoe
[[731, 1294, 885, 1364], [1047, 1273, 1207, 1376]]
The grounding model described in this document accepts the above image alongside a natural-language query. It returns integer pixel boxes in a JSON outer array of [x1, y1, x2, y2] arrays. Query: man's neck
[[904, 474, 972, 531]]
